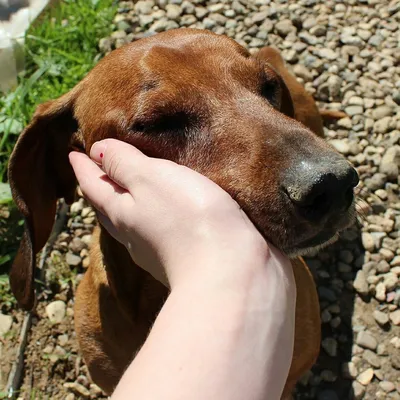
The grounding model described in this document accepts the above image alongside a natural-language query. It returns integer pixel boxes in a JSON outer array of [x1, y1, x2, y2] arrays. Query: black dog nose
[[284, 158, 359, 222]]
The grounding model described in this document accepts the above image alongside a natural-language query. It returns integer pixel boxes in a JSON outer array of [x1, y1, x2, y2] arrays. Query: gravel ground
[[1, 0, 400, 399]]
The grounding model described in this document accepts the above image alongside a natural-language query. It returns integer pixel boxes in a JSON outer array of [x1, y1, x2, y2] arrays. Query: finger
[[90, 139, 149, 192], [69, 151, 133, 216]]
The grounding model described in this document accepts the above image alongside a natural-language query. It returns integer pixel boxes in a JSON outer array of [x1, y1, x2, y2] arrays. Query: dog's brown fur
[[8, 29, 353, 398]]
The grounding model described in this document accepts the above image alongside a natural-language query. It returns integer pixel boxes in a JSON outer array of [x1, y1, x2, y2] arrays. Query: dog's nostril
[[284, 164, 358, 222], [288, 186, 332, 221]]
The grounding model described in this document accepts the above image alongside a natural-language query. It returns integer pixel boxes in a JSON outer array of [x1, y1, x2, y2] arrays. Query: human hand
[[69, 139, 282, 288]]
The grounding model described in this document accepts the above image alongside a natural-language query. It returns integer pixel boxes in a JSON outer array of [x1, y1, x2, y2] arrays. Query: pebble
[[375, 282, 387, 302], [380, 146, 400, 180], [0, 313, 12, 337], [353, 270, 369, 296], [390, 310, 400, 326], [357, 368, 374, 385], [373, 310, 389, 326], [330, 139, 350, 155], [46, 301, 66, 324], [66, 252, 82, 267], [356, 331, 377, 350], [352, 381, 366, 399], [379, 381, 395, 393], [63, 382, 90, 398], [322, 337, 338, 357], [275, 19, 295, 37], [362, 232, 375, 252], [362, 349, 381, 368], [319, 48, 337, 61], [69, 237, 86, 253], [70, 200, 84, 214], [384, 272, 398, 291]]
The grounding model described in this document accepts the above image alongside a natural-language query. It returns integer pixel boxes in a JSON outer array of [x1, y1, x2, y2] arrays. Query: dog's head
[[8, 29, 358, 309]]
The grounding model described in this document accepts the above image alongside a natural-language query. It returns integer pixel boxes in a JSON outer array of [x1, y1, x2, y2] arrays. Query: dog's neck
[[98, 226, 169, 321]]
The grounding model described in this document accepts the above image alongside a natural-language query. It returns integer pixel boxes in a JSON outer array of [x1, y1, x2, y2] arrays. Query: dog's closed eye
[[260, 77, 282, 110], [131, 111, 197, 135]]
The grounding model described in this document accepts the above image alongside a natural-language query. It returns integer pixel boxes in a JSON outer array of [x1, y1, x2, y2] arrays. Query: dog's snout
[[284, 158, 359, 222]]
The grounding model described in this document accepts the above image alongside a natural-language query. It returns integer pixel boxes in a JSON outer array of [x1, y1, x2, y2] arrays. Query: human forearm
[[112, 250, 296, 400]]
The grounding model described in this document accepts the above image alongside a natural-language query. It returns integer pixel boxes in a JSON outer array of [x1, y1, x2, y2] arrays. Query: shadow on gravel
[[294, 220, 363, 400]]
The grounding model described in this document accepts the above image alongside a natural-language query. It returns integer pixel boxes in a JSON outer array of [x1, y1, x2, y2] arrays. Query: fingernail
[[90, 141, 107, 164]]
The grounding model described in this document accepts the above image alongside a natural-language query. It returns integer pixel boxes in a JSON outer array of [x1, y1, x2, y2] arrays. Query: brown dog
[[8, 29, 358, 398]]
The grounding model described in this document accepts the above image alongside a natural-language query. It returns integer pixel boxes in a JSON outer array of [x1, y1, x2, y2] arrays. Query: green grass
[[0, 0, 117, 275], [0, 0, 117, 182]]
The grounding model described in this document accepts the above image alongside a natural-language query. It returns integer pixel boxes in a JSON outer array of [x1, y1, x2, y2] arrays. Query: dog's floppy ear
[[8, 88, 80, 310], [254, 47, 295, 119], [277, 76, 295, 119]]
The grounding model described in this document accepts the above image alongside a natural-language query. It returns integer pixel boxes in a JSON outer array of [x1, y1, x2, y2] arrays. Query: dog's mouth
[[253, 198, 357, 259]]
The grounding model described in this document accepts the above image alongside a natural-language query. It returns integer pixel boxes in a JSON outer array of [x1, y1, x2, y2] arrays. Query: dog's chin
[[283, 232, 340, 259]]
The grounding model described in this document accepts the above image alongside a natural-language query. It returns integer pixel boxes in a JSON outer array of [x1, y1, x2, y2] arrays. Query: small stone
[[377, 260, 390, 273], [64, 382, 90, 398], [318, 287, 337, 302], [134, 0, 154, 15], [357, 368, 374, 385], [352, 381, 366, 399], [251, 11, 269, 25], [81, 207, 93, 218], [379, 381, 395, 393], [58, 334, 69, 346], [65, 394, 75, 400], [275, 19, 295, 37], [390, 336, 400, 349], [384, 272, 398, 291], [353, 270, 369, 296], [90, 383, 104, 396], [377, 343, 388, 355], [362, 232, 375, 252], [375, 282, 386, 302], [166, 4, 182, 19], [66, 252, 82, 267], [330, 139, 350, 155], [373, 310, 389, 326], [319, 48, 337, 61], [372, 105, 393, 120], [293, 65, 312, 83], [390, 310, 400, 326], [337, 118, 352, 129], [362, 349, 381, 368], [356, 331, 377, 350], [0, 313, 12, 337], [391, 256, 400, 267], [70, 200, 84, 214], [342, 362, 358, 379], [320, 370, 337, 382], [374, 117, 393, 134], [54, 345, 67, 358], [46, 301, 66, 324], [392, 353, 400, 369], [345, 105, 363, 116], [380, 146, 400, 180], [69, 237, 86, 253], [322, 337, 337, 357]]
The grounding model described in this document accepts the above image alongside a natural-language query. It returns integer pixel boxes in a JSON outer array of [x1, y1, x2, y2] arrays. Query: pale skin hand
[[69, 139, 296, 400]]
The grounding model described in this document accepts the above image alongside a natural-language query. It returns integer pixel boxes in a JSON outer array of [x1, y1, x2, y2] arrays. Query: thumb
[[90, 139, 148, 191]]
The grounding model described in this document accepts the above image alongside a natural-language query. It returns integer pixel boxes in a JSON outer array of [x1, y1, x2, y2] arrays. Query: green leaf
[[0, 254, 11, 266], [0, 182, 12, 204], [0, 117, 23, 135]]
